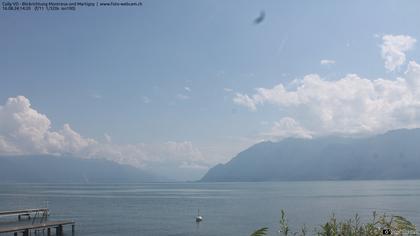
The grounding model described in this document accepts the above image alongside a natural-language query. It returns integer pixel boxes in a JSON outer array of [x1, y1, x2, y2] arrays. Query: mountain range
[[201, 129, 420, 181], [0, 155, 160, 183]]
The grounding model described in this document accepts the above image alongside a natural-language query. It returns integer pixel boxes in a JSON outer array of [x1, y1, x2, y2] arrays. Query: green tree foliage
[[250, 227, 268, 236], [279, 210, 289, 236]]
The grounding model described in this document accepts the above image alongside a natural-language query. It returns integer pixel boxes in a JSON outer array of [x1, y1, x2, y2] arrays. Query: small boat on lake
[[195, 209, 203, 223]]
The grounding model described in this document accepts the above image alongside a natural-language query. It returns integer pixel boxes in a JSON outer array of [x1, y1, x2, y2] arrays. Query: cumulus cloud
[[0, 96, 96, 155], [320, 59, 336, 65], [235, 61, 420, 139], [381, 34, 416, 71], [0, 96, 210, 180], [233, 93, 258, 111], [261, 117, 312, 140], [233, 82, 300, 112]]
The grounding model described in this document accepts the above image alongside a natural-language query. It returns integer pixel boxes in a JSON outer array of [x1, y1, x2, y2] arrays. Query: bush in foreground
[[250, 210, 416, 236]]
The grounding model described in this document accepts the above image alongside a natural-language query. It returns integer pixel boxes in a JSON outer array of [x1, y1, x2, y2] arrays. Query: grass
[[250, 210, 416, 236]]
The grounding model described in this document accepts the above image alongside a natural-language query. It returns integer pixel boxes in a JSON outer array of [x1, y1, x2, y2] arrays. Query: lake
[[0, 180, 419, 235]]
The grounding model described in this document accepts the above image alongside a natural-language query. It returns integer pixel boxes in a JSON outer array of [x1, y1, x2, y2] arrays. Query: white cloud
[[320, 59, 336, 65], [223, 88, 233, 92], [233, 93, 257, 111], [405, 61, 420, 91], [184, 87, 191, 92], [262, 117, 312, 140], [235, 61, 420, 139], [381, 34, 416, 71], [0, 96, 211, 180], [0, 96, 96, 155], [233, 83, 300, 111]]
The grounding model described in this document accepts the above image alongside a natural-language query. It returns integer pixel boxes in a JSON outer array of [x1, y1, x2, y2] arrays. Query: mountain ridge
[[201, 128, 420, 182], [0, 155, 162, 183]]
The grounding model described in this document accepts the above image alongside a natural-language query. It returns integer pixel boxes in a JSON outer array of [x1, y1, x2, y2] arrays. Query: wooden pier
[[0, 209, 75, 235]]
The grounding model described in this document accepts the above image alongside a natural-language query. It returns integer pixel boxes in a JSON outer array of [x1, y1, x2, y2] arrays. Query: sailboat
[[195, 209, 203, 223]]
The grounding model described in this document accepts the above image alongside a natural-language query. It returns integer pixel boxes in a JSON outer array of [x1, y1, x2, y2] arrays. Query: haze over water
[[0, 180, 419, 236]]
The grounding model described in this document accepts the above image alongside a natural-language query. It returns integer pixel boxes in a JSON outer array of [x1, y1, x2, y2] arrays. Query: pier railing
[[0, 208, 75, 236]]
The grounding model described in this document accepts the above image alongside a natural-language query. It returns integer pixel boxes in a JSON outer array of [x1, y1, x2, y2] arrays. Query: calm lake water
[[0, 181, 419, 235]]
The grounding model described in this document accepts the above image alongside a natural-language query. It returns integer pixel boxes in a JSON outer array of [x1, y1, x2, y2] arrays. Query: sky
[[2, 0, 420, 180]]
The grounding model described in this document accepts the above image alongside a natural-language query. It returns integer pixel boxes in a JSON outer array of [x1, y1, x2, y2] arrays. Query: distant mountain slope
[[0, 155, 160, 183], [201, 129, 420, 182]]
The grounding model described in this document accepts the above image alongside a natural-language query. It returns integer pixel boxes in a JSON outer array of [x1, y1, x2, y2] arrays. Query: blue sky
[[2, 0, 420, 180]]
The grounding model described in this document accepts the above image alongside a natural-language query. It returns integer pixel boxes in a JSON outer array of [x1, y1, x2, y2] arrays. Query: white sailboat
[[195, 209, 203, 223]]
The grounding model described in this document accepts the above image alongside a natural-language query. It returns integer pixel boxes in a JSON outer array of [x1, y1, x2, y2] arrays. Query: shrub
[[249, 210, 416, 236]]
